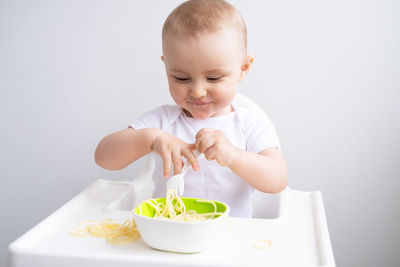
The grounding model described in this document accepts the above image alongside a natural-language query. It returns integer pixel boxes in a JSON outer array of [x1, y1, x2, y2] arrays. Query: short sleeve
[[239, 108, 281, 154], [129, 104, 182, 130]]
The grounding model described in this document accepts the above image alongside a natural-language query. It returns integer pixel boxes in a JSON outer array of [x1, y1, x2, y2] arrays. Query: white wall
[[1, 0, 399, 266]]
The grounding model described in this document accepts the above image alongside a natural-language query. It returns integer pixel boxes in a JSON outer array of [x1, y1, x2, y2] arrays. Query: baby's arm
[[95, 128, 199, 177], [95, 128, 159, 170], [228, 147, 288, 193], [195, 128, 288, 193]]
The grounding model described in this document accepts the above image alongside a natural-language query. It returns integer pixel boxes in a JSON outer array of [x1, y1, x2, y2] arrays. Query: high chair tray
[[7, 179, 335, 267]]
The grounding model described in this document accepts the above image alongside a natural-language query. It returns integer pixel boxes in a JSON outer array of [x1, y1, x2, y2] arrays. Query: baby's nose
[[190, 82, 207, 98]]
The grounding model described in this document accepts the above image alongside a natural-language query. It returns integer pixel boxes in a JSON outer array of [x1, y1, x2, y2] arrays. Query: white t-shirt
[[129, 101, 280, 217]]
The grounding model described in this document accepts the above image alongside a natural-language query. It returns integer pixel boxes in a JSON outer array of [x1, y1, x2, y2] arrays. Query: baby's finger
[[172, 150, 183, 175], [183, 149, 199, 171], [195, 128, 212, 138], [195, 136, 215, 154], [203, 146, 217, 162], [195, 129, 216, 151], [161, 151, 172, 178]]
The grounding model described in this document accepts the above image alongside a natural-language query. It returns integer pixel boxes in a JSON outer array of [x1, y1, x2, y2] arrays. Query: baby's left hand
[[195, 128, 238, 167]]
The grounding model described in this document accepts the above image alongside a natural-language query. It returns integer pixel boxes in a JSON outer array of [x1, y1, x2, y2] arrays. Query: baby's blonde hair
[[162, 0, 247, 55]]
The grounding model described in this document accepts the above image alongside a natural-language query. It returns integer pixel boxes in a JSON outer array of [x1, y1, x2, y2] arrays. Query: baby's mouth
[[193, 102, 208, 106], [190, 99, 212, 106]]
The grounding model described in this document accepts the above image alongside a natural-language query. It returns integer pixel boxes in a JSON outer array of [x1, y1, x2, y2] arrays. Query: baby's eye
[[174, 76, 190, 82], [207, 77, 222, 82]]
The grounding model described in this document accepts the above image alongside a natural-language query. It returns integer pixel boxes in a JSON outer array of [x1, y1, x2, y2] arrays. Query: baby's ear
[[161, 55, 165, 62], [239, 55, 254, 82]]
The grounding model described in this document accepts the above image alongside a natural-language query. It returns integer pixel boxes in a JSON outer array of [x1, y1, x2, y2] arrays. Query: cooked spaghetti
[[138, 189, 225, 221], [252, 239, 272, 250], [70, 218, 140, 245]]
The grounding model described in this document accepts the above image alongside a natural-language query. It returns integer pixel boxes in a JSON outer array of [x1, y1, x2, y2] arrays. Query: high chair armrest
[[103, 154, 155, 212]]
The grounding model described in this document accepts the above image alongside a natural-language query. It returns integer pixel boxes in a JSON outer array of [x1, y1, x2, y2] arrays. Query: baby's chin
[[182, 109, 206, 120], [183, 104, 234, 119], [182, 108, 214, 120]]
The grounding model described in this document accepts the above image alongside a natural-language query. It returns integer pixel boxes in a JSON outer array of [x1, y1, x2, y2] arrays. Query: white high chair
[[7, 94, 336, 267]]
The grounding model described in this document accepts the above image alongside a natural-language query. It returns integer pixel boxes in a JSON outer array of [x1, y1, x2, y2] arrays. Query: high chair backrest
[[234, 93, 266, 114], [131, 93, 287, 219]]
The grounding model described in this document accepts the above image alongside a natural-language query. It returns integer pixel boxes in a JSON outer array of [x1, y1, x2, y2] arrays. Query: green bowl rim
[[133, 197, 230, 224]]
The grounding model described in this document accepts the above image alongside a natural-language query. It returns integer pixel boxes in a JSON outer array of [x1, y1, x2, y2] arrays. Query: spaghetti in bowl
[[133, 197, 230, 253]]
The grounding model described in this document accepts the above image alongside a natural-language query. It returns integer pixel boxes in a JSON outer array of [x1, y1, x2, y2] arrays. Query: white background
[[1, 0, 399, 266]]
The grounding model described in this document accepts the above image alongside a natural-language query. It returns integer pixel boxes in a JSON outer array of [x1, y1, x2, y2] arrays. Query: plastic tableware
[[133, 197, 230, 253], [166, 150, 201, 196]]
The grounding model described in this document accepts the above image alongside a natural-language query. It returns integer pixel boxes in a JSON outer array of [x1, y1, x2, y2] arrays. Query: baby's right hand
[[151, 130, 199, 178]]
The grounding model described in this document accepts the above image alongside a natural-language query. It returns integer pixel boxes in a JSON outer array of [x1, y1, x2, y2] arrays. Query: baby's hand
[[195, 128, 238, 167], [152, 130, 199, 177]]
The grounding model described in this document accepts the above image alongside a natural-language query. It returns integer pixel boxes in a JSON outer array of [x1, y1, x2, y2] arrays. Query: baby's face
[[162, 29, 248, 120]]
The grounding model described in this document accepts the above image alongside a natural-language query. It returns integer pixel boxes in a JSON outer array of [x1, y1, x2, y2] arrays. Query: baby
[[95, 0, 288, 217]]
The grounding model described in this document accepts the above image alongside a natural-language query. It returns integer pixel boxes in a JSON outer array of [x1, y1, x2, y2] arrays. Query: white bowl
[[133, 197, 230, 253]]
